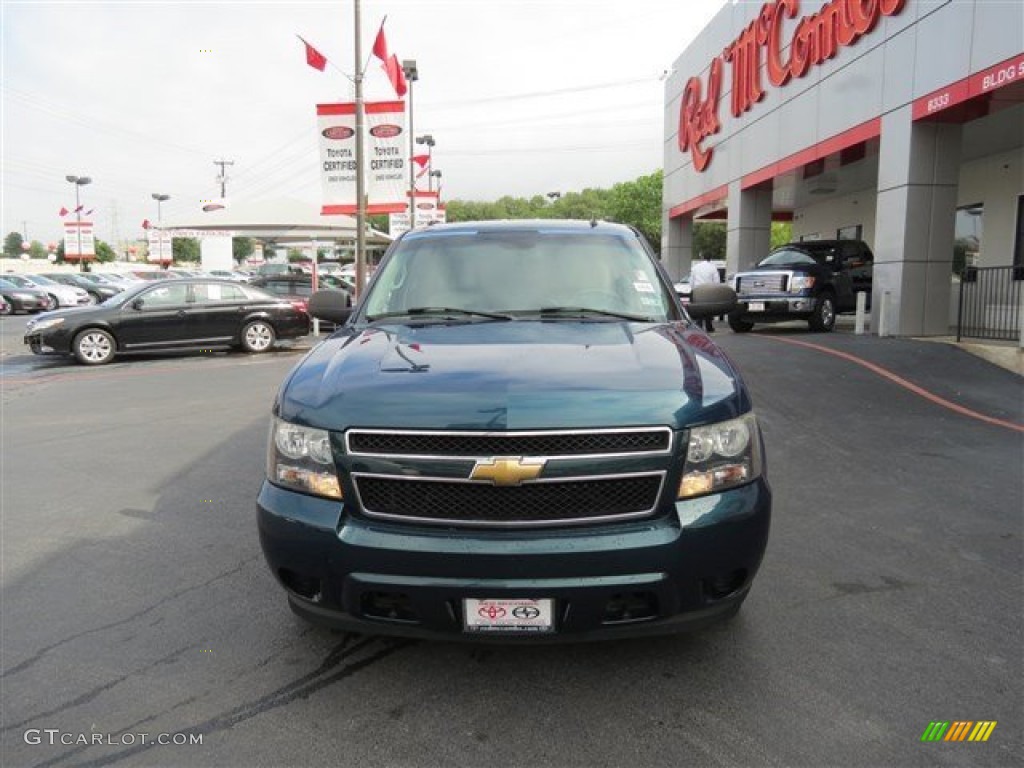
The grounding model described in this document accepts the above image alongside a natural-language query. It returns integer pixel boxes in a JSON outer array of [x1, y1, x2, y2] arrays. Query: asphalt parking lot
[[1, 315, 1021, 767]]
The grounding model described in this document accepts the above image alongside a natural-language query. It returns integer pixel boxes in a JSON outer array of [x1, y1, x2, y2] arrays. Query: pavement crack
[[3, 646, 192, 733], [1, 557, 260, 679], [60, 635, 416, 768]]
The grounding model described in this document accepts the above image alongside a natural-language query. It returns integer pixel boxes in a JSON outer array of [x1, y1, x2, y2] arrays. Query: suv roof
[[402, 219, 639, 237]]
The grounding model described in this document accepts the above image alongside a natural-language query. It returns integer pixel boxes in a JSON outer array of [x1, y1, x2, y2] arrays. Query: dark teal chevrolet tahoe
[[258, 221, 770, 641]]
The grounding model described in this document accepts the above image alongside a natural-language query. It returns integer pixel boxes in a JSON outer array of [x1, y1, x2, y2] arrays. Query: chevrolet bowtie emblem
[[470, 457, 546, 486]]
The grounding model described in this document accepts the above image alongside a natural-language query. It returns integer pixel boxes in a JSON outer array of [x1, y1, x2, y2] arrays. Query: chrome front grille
[[344, 428, 673, 527], [737, 273, 788, 295], [346, 427, 672, 458]]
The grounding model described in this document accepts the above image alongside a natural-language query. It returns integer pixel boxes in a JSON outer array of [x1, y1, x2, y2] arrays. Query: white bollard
[[1018, 294, 1024, 350], [878, 290, 892, 338], [313, 318, 320, 337], [854, 292, 867, 335]]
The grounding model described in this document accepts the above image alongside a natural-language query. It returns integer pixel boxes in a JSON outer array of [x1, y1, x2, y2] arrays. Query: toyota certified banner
[[317, 101, 407, 215], [389, 190, 447, 236], [146, 229, 173, 263], [62, 221, 95, 260]]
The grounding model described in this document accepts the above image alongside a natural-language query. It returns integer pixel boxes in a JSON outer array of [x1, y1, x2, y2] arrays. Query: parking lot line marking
[[758, 336, 1024, 434]]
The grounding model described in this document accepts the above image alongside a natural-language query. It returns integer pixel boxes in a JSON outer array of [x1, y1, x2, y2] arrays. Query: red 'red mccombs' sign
[[679, 0, 908, 172]]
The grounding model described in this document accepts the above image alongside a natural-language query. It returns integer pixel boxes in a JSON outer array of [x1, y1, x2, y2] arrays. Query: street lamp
[[65, 175, 92, 272], [151, 193, 171, 224], [429, 169, 442, 194], [151, 193, 171, 267], [402, 59, 419, 230]]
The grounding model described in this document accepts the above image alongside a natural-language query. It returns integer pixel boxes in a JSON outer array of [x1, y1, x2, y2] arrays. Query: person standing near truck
[[689, 252, 721, 332]]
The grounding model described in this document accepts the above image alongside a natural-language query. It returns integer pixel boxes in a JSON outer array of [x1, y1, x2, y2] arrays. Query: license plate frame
[[463, 598, 555, 634], [747, 301, 765, 312]]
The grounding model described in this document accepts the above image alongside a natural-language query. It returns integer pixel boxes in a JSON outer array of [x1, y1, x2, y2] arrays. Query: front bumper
[[24, 329, 72, 356], [734, 295, 814, 321], [8, 297, 52, 313], [257, 478, 771, 641]]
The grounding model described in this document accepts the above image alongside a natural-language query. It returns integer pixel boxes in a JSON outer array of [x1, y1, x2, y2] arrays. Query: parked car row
[[2, 274, 91, 309], [0, 277, 57, 314]]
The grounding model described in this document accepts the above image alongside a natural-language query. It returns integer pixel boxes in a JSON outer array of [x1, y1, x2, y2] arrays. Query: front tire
[[73, 328, 116, 365], [240, 320, 275, 353], [729, 315, 754, 333], [808, 294, 836, 332]]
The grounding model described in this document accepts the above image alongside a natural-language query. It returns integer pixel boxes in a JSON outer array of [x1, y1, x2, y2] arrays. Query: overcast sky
[[2, 0, 724, 248]]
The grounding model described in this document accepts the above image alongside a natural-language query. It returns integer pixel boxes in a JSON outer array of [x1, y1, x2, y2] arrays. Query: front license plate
[[747, 301, 765, 312], [463, 598, 554, 633]]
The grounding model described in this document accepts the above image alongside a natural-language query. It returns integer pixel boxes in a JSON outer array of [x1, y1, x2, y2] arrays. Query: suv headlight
[[789, 275, 815, 293], [678, 413, 762, 498], [267, 417, 342, 499]]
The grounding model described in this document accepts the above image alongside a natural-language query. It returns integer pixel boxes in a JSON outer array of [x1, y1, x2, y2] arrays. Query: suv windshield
[[757, 247, 823, 268], [362, 230, 675, 322]]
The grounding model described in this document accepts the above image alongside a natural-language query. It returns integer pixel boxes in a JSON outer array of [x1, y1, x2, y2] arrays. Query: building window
[[954, 203, 984, 276]]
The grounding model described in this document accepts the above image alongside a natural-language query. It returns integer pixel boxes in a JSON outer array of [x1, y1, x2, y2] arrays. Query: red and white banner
[[317, 101, 407, 215], [388, 190, 446, 236], [147, 229, 173, 263], [63, 221, 95, 261]]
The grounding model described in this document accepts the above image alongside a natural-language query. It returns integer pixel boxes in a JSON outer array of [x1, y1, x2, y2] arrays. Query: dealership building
[[661, 0, 1023, 336]]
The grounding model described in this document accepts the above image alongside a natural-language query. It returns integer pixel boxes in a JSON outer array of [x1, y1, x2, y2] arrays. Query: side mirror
[[131, 298, 145, 310], [686, 283, 737, 320], [308, 289, 354, 324]]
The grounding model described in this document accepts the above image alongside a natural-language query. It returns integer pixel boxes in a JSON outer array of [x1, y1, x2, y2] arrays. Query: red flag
[[416, 165, 429, 179], [142, 219, 151, 229], [411, 154, 429, 168], [299, 36, 327, 71], [372, 22, 389, 61], [384, 54, 408, 97], [59, 206, 69, 216]]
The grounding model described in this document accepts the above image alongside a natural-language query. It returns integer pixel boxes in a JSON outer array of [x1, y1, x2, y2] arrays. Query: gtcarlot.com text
[[24, 729, 202, 747]]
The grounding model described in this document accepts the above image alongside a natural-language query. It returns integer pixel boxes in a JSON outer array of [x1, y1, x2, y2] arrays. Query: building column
[[726, 182, 772, 275], [662, 212, 693, 282], [873, 107, 962, 336]]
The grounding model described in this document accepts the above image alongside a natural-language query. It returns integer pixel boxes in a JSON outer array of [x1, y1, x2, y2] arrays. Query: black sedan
[[24, 278, 309, 365], [40, 272, 123, 303], [0, 277, 55, 314]]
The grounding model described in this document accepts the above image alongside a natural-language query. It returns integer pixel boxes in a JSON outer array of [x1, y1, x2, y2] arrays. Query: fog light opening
[[361, 591, 419, 624], [602, 592, 658, 625], [704, 569, 748, 601], [278, 568, 322, 602]]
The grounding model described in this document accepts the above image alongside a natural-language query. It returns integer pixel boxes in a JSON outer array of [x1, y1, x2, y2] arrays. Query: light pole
[[151, 193, 170, 224], [152, 193, 171, 268], [416, 134, 435, 193], [429, 169, 442, 194], [65, 175, 92, 272], [402, 59, 419, 231]]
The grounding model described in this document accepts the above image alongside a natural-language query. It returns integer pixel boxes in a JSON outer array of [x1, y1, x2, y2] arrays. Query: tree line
[[440, 170, 791, 258]]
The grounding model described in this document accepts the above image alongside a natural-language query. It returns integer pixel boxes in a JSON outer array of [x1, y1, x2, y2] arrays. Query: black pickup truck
[[728, 239, 873, 332]]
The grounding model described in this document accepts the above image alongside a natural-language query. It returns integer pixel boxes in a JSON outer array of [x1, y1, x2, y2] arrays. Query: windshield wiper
[[366, 307, 515, 322], [537, 306, 656, 322]]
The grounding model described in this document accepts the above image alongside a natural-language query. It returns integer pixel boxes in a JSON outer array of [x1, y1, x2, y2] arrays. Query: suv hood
[[278, 321, 750, 431]]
